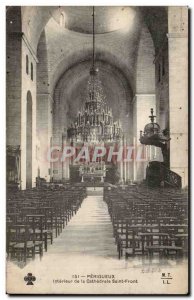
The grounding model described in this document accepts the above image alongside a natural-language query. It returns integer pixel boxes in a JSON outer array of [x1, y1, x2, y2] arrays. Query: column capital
[[167, 32, 188, 39], [132, 94, 155, 104]]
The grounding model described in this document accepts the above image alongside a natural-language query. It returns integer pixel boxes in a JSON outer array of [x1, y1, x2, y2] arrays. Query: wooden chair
[[26, 215, 45, 259], [7, 225, 35, 263], [146, 245, 183, 261]]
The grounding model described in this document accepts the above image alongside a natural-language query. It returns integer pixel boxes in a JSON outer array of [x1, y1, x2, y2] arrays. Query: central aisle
[[7, 187, 188, 294], [48, 187, 117, 257]]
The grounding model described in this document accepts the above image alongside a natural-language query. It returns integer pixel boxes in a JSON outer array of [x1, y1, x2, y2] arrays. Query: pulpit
[[140, 109, 181, 187]]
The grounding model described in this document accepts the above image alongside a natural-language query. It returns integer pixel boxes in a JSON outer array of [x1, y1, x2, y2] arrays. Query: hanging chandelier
[[67, 7, 123, 144]]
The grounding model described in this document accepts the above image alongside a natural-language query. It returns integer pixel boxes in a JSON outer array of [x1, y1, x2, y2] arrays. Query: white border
[[1, 0, 193, 5], [0, 1, 193, 299]]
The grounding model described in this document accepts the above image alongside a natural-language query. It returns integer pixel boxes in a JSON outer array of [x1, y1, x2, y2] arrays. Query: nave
[[6, 6, 189, 294], [7, 185, 188, 265], [7, 187, 118, 268], [6, 185, 188, 294], [40, 188, 117, 258]]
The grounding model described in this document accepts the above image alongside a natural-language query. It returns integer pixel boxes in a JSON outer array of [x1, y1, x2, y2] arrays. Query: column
[[36, 93, 53, 182], [133, 94, 156, 182], [20, 34, 38, 189], [167, 7, 188, 187]]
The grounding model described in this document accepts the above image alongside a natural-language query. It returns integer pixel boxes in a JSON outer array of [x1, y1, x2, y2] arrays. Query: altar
[[79, 162, 106, 183]]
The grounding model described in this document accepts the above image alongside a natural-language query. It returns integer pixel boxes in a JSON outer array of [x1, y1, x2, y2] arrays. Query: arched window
[[60, 13, 65, 27], [26, 55, 29, 74], [31, 62, 33, 81]]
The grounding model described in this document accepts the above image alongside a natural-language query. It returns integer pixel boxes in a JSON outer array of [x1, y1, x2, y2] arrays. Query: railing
[[146, 161, 182, 188], [162, 164, 182, 188]]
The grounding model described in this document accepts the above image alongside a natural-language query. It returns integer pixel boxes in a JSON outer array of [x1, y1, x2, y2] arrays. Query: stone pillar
[[7, 30, 38, 189], [20, 34, 38, 189], [119, 138, 124, 184], [124, 135, 133, 182], [61, 134, 71, 181], [36, 93, 53, 182], [133, 94, 156, 182], [167, 7, 188, 187], [52, 102, 65, 182], [123, 136, 127, 183]]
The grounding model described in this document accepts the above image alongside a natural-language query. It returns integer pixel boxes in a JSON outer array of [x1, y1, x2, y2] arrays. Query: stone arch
[[53, 59, 133, 133], [52, 59, 133, 181], [50, 46, 134, 97], [59, 12, 66, 28]]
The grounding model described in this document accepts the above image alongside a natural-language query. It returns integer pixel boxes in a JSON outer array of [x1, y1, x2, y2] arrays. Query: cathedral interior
[[6, 6, 189, 287]]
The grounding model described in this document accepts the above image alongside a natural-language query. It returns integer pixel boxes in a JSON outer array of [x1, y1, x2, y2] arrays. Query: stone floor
[[46, 187, 118, 258]]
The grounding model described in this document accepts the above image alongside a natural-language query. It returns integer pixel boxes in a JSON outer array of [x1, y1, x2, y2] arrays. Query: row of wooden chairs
[[104, 185, 188, 260], [6, 186, 86, 264]]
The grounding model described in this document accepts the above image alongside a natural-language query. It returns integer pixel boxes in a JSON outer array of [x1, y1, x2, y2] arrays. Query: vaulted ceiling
[[43, 16, 141, 95], [7, 6, 167, 54], [51, 6, 137, 34], [7, 6, 167, 132], [19, 6, 159, 126]]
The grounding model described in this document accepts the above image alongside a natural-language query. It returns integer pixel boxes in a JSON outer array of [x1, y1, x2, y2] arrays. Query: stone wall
[[6, 7, 22, 146], [6, 6, 188, 187], [7, 7, 38, 189], [37, 30, 52, 181], [20, 36, 37, 189]]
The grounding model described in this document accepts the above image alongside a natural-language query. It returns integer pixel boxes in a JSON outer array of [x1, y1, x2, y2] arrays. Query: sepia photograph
[[5, 4, 189, 295]]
